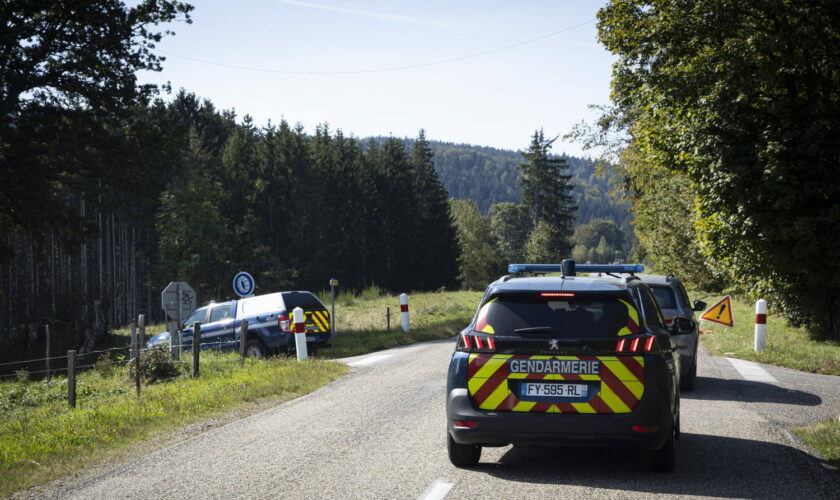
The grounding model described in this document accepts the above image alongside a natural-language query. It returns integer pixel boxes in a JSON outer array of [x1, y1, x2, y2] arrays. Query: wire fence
[[0, 318, 269, 408]]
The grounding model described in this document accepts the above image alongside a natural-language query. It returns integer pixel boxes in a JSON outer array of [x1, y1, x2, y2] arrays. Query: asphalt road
[[38, 340, 840, 499]]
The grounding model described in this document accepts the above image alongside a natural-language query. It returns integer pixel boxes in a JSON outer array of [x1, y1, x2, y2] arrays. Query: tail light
[[458, 333, 495, 353], [631, 425, 659, 433], [278, 313, 290, 333], [453, 420, 477, 428], [616, 334, 659, 353]]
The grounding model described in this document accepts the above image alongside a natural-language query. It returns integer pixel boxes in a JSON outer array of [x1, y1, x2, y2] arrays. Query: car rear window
[[650, 286, 677, 310], [475, 293, 637, 339], [240, 293, 283, 316], [281, 292, 323, 310]]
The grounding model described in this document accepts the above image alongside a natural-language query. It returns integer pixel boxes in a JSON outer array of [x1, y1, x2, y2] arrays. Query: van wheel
[[650, 423, 676, 472], [245, 339, 265, 358], [448, 432, 481, 467], [680, 360, 697, 392]]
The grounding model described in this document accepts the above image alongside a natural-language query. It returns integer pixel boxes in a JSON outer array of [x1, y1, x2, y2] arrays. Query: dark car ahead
[[636, 274, 705, 391], [446, 261, 681, 472]]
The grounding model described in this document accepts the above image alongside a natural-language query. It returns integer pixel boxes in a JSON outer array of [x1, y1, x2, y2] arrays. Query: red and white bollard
[[293, 306, 308, 360], [400, 293, 410, 333], [754, 299, 767, 352]]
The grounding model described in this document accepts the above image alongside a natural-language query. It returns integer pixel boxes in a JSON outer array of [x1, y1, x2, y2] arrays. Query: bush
[[137, 348, 182, 383]]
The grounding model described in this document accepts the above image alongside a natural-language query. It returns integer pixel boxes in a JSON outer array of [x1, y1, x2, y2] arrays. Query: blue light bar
[[508, 264, 563, 273], [507, 263, 644, 274], [575, 264, 644, 274]]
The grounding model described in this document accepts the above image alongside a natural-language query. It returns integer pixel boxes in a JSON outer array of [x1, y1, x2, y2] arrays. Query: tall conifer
[[409, 130, 459, 290], [518, 130, 576, 259]]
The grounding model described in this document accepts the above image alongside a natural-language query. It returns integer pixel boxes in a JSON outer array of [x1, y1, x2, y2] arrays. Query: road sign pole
[[173, 283, 182, 359]]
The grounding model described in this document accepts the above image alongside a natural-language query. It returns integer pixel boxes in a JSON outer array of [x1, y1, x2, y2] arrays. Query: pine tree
[[518, 130, 577, 259], [408, 130, 459, 290]]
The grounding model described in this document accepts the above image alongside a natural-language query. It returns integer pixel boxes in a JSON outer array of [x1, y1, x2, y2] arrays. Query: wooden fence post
[[135, 314, 144, 396], [45, 324, 51, 381], [239, 319, 248, 367], [386, 307, 391, 332], [192, 322, 201, 377], [169, 322, 180, 361], [67, 350, 76, 408]]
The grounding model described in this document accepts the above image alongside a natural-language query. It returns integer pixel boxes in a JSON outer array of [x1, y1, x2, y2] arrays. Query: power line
[[158, 19, 596, 75]]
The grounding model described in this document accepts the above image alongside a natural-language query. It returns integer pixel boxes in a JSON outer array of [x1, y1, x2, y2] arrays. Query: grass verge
[[694, 291, 840, 375], [0, 353, 347, 497], [323, 290, 482, 358], [793, 418, 840, 472]]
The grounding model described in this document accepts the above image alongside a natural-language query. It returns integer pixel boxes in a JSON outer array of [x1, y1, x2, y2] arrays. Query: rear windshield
[[239, 293, 283, 316], [474, 293, 639, 339], [282, 292, 324, 310], [650, 286, 677, 310]]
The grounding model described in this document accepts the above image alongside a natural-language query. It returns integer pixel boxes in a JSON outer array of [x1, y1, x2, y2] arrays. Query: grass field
[[0, 288, 482, 496], [693, 292, 840, 376], [324, 289, 481, 358]]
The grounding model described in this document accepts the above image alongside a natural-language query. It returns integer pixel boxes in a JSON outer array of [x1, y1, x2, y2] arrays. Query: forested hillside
[[369, 138, 633, 232]]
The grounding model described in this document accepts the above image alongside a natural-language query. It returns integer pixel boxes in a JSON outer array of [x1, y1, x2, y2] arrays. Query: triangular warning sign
[[700, 296, 734, 327]]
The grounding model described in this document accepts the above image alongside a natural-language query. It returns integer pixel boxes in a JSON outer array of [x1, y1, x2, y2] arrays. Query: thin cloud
[[271, 0, 485, 35]]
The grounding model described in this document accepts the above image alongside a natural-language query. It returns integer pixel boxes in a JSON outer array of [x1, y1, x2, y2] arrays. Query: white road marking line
[[727, 357, 778, 383], [347, 353, 393, 367], [420, 479, 454, 500]]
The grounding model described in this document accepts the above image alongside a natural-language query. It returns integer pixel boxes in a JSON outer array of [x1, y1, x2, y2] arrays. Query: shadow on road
[[475, 433, 837, 499], [682, 376, 821, 406]]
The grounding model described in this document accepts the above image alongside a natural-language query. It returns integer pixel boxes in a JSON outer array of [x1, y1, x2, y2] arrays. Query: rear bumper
[[446, 387, 672, 450]]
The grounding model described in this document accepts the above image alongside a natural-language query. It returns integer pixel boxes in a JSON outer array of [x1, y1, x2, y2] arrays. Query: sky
[[139, 0, 616, 157]]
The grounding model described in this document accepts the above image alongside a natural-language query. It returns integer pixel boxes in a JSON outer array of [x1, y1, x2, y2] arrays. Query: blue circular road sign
[[233, 271, 255, 297]]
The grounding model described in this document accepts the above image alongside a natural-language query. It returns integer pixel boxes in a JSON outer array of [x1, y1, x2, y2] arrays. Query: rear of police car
[[446, 263, 679, 472]]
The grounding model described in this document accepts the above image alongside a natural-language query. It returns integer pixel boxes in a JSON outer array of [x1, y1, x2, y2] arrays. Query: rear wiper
[[514, 326, 555, 334]]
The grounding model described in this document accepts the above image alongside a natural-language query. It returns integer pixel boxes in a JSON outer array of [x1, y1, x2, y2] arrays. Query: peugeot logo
[[548, 339, 560, 351]]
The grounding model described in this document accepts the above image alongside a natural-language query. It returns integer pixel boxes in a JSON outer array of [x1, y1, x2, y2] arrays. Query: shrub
[[137, 348, 181, 383]]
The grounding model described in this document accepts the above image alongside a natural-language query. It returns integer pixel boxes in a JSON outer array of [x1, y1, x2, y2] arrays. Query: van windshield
[[474, 294, 639, 339]]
